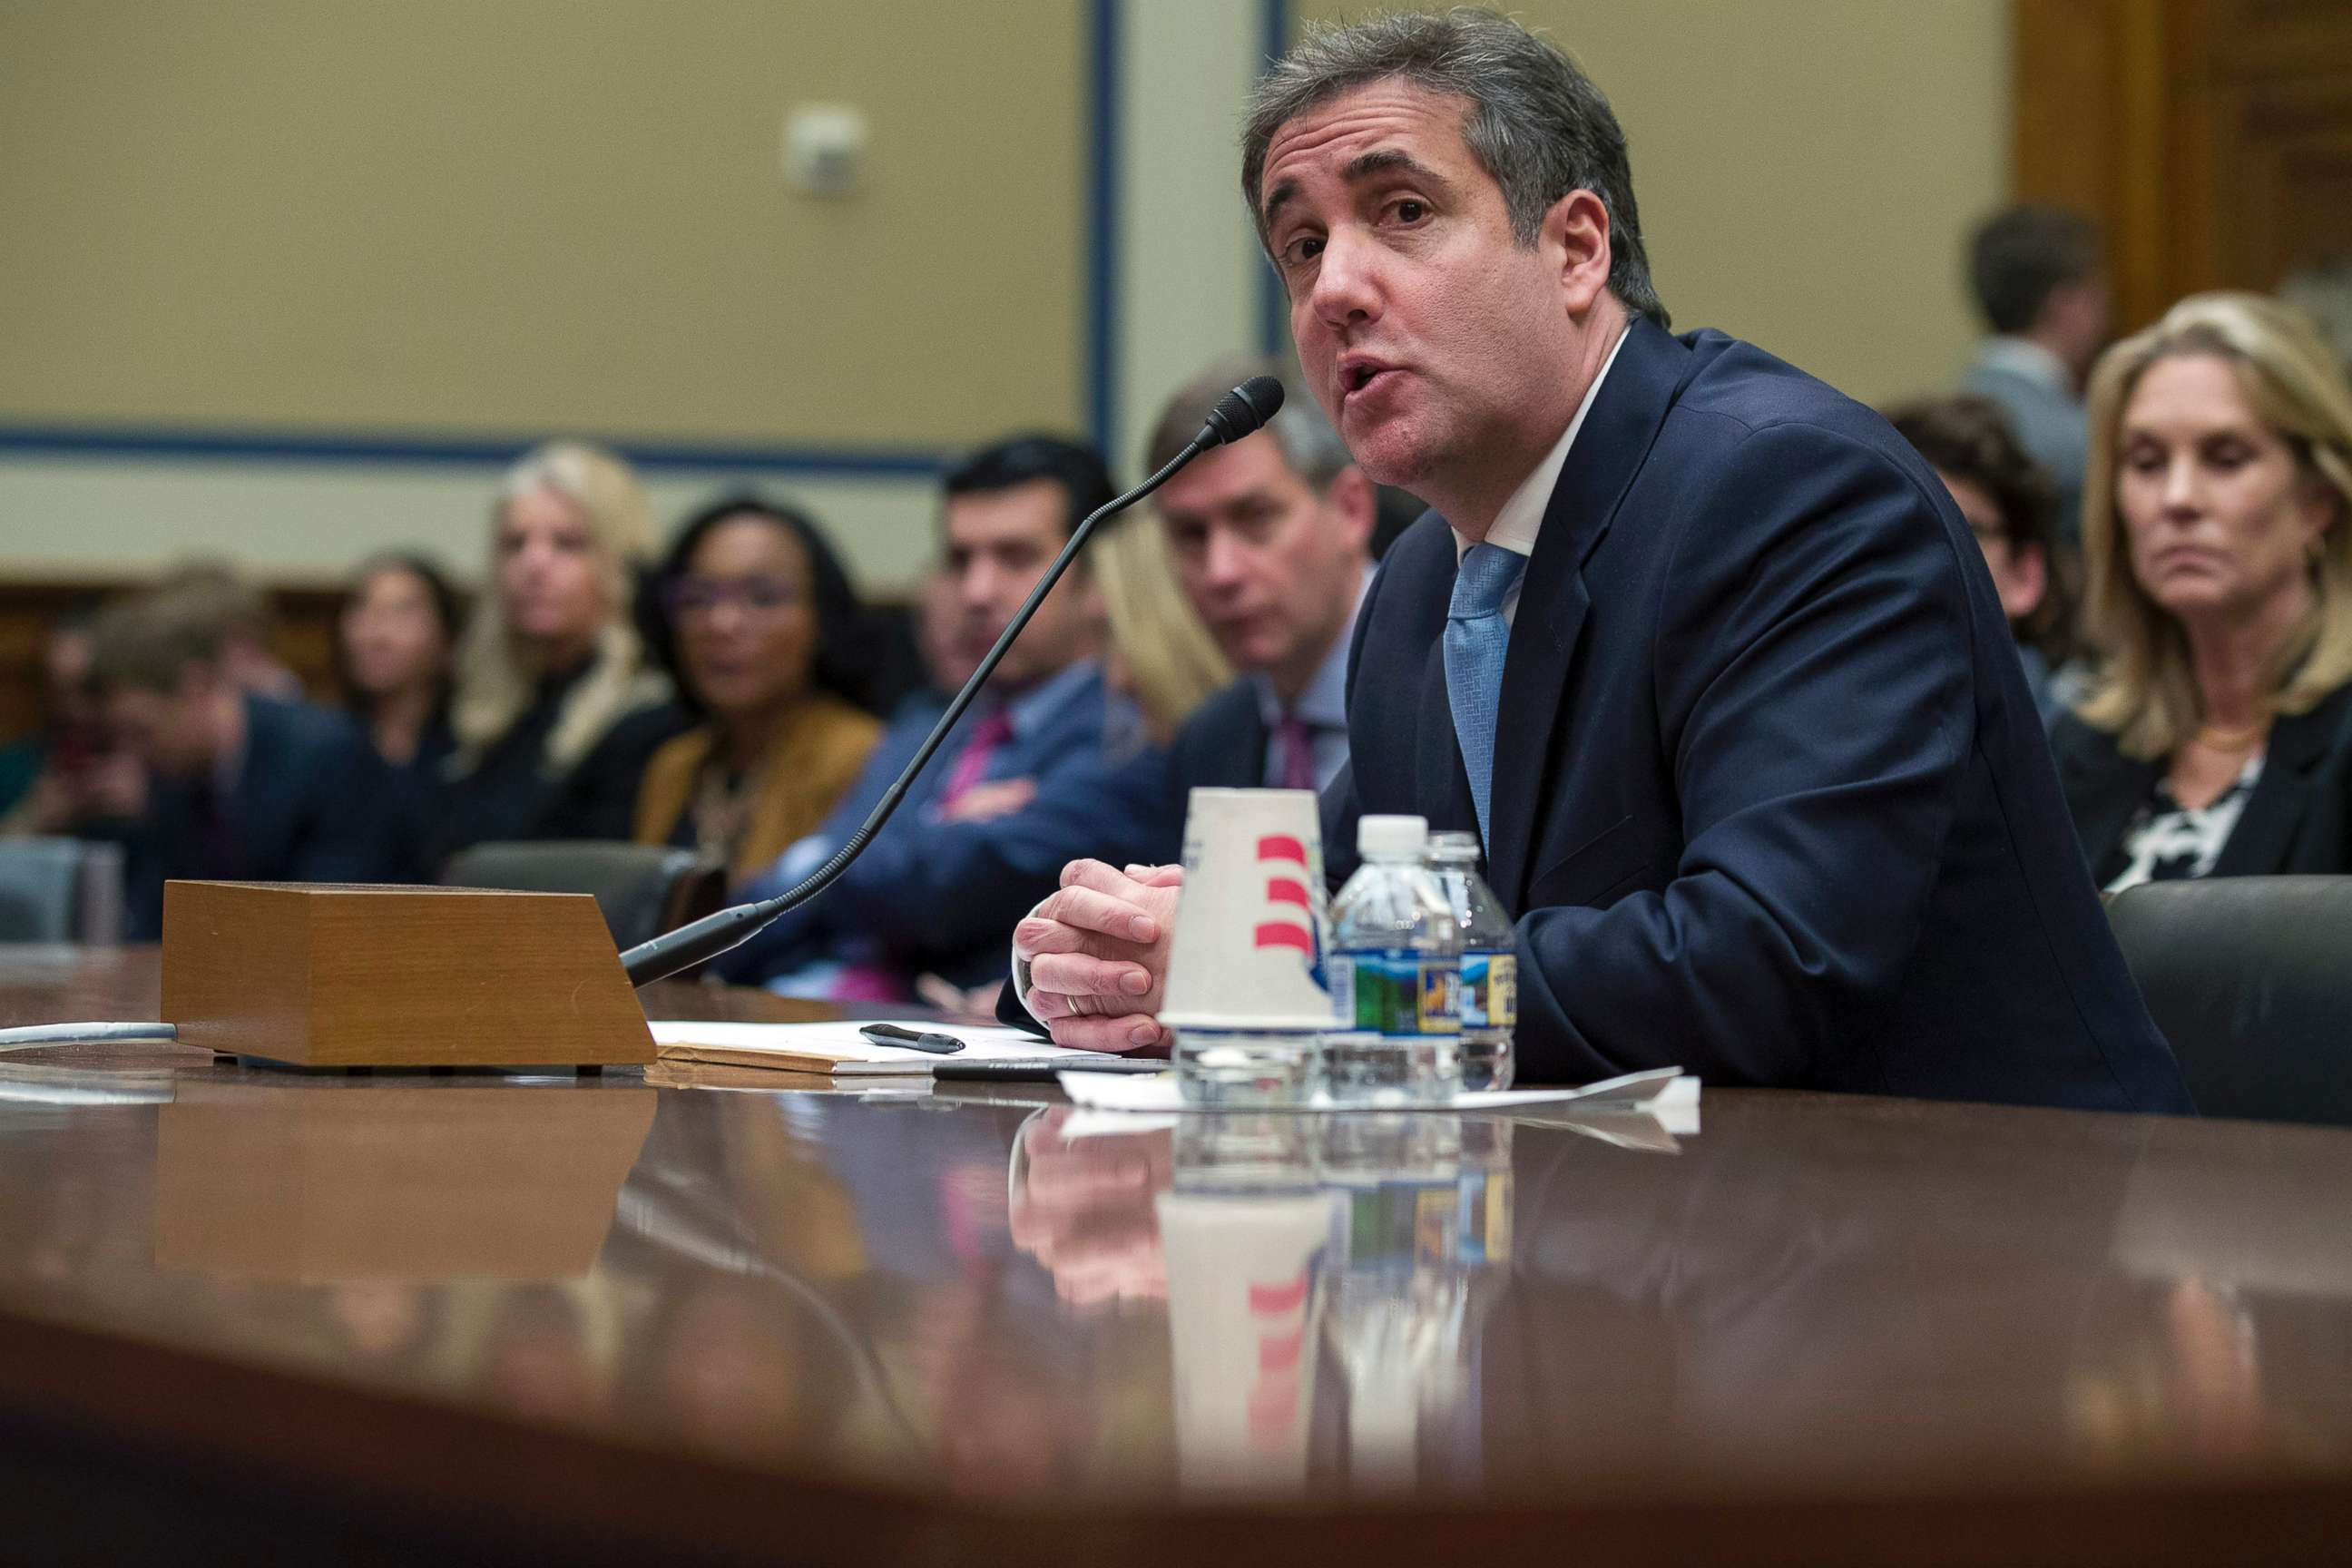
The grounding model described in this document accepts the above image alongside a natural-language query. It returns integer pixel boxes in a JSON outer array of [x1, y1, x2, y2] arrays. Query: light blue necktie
[[1445, 543, 1526, 847]]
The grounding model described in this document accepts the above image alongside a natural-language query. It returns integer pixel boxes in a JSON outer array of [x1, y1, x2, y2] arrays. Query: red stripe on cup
[[1249, 1271, 1310, 1314], [1258, 1326, 1307, 1372], [1264, 877, 1310, 908], [1256, 834, 1307, 866], [1252, 921, 1313, 954]]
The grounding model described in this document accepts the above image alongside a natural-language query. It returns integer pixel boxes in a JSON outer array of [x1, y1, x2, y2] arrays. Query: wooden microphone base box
[[160, 881, 656, 1069]]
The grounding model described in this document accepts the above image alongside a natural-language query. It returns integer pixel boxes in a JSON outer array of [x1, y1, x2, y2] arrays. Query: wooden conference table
[[2, 946, 2350, 1564]]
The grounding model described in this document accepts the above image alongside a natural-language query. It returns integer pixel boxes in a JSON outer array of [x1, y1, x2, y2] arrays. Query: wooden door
[[2014, 0, 2352, 335]]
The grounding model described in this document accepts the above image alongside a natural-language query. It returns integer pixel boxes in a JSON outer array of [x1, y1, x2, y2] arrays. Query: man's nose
[[1309, 228, 1382, 329], [959, 558, 1008, 610], [1203, 529, 1251, 589]]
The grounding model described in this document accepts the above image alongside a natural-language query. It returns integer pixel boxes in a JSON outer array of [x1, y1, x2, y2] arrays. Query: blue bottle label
[[1460, 949, 1516, 1029], [1329, 947, 1461, 1035]]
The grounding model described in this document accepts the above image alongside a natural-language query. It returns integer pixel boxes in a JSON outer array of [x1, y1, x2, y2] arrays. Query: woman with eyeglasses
[[633, 495, 884, 880]]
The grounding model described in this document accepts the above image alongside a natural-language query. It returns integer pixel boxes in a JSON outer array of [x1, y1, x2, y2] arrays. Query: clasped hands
[[1013, 859, 1185, 1053]]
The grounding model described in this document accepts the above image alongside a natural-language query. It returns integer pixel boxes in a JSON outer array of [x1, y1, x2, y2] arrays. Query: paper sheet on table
[[646, 1020, 1111, 1076], [1055, 1067, 1699, 1122]]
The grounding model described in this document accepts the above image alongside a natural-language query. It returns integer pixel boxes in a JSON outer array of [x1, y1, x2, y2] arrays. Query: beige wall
[[0, 0, 1084, 446], [1293, 0, 2010, 407], [0, 2, 2010, 587]]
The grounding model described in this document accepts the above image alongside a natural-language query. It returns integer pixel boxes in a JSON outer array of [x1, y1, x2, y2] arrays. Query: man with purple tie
[[729, 435, 1153, 1000], [1142, 360, 1376, 838]]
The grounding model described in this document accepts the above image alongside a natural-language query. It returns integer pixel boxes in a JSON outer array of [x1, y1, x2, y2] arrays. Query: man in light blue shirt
[[1959, 204, 2110, 541]]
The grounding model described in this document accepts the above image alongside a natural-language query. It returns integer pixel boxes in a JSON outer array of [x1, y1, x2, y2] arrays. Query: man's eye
[[1282, 234, 1323, 266], [1392, 199, 1426, 223]]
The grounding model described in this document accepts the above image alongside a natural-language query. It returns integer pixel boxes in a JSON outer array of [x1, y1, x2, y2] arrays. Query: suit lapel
[[1230, 696, 1271, 789], [1487, 319, 1691, 906], [2213, 683, 2352, 876]]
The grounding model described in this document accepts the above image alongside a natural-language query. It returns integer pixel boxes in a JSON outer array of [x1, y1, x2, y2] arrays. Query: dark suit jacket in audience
[[434, 663, 685, 861], [2051, 681, 2352, 886], [730, 661, 1163, 992], [1322, 318, 2187, 1112], [122, 693, 419, 938]]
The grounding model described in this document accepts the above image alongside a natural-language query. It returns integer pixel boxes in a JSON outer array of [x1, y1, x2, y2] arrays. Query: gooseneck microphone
[[619, 375, 1287, 987]]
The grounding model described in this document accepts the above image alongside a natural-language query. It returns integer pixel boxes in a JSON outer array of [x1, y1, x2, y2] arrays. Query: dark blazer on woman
[[2051, 681, 2352, 886]]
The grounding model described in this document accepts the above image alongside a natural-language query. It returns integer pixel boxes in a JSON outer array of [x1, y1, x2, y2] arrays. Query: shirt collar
[[1978, 336, 2072, 396], [1002, 657, 1100, 742], [1455, 324, 1632, 563], [1251, 565, 1373, 731]]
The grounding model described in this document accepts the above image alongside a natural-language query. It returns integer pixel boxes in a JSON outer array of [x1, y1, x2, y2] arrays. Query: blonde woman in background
[[1094, 513, 1231, 750], [438, 442, 682, 860], [2052, 292, 2352, 891]]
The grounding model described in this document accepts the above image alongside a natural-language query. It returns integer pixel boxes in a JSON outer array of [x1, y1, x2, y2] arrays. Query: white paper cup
[[1159, 788, 1334, 1030], [1157, 1188, 1338, 1495]]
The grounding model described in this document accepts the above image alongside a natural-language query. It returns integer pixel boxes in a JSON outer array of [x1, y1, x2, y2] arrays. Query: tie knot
[[966, 711, 1014, 749], [1449, 544, 1525, 622]]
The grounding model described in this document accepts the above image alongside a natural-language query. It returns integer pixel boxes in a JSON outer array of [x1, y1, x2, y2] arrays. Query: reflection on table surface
[[5, 1008, 2352, 1521]]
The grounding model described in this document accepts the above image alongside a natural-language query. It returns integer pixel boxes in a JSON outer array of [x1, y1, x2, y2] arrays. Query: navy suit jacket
[[1099, 677, 1276, 866], [1325, 319, 2190, 1112], [124, 694, 422, 938], [732, 663, 1166, 990]]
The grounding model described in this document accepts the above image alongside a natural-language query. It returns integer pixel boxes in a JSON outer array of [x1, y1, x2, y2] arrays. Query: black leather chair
[[0, 838, 125, 944], [442, 842, 725, 952], [2106, 875, 2352, 1127]]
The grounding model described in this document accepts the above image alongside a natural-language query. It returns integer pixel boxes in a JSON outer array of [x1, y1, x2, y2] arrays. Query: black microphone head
[[1196, 375, 1286, 448]]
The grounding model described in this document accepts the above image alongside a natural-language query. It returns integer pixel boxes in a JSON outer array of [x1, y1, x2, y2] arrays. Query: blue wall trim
[[1255, 0, 1293, 358], [1085, 0, 1122, 456], [0, 423, 951, 478]]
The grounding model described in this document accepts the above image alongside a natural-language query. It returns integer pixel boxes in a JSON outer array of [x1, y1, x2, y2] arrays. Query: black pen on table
[[858, 1024, 967, 1055]]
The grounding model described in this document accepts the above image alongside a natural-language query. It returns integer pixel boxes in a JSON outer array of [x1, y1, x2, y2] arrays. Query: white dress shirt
[[1452, 325, 1631, 626]]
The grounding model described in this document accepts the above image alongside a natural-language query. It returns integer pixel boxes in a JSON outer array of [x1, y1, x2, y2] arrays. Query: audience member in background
[[156, 560, 304, 698], [632, 496, 884, 884], [1885, 395, 2080, 724], [1962, 204, 2110, 539], [1092, 512, 1231, 752], [337, 553, 462, 773], [1146, 358, 1375, 818], [0, 615, 146, 838], [730, 435, 1154, 998], [903, 566, 981, 720], [440, 442, 681, 858], [2053, 292, 2352, 892], [86, 583, 416, 937]]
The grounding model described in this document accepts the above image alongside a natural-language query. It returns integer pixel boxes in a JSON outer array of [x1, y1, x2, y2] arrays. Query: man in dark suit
[[730, 436, 1163, 999], [1007, 12, 2189, 1111], [1120, 359, 1377, 858], [88, 583, 420, 938]]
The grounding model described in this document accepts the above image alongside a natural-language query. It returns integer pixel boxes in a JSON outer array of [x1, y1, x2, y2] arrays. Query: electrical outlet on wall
[[783, 104, 867, 198]]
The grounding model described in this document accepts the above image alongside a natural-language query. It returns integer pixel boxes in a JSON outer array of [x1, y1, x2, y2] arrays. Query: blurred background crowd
[[5, 2, 2351, 1008]]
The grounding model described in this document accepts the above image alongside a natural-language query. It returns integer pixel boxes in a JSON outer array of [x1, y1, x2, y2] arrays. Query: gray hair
[[1242, 7, 1667, 329], [1146, 357, 1354, 485]]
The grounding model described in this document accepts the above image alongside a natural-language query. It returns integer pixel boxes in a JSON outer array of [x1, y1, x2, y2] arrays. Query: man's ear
[[1544, 188, 1613, 316], [2014, 541, 2050, 622]]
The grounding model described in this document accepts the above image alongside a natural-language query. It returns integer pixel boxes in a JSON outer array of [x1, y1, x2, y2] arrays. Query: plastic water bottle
[[1427, 831, 1515, 1092], [1326, 815, 1460, 1103]]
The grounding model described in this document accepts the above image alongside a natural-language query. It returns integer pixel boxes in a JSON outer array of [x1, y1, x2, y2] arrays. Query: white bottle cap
[[1357, 814, 1429, 858]]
